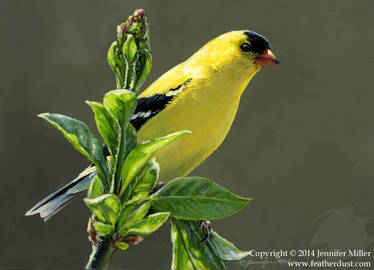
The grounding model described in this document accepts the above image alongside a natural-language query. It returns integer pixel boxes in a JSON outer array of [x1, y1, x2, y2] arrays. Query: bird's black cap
[[244, 31, 271, 54]]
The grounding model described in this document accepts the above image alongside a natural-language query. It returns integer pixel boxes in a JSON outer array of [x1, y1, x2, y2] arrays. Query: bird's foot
[[149, 182, 166, 195], [199, 220, 212, 242]]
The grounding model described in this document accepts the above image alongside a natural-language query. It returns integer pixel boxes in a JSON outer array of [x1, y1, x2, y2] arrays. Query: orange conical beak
[[254, 49, 280, 66]]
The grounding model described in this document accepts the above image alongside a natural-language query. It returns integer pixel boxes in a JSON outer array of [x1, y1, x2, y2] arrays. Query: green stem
[[129, 60, 138, 91], [123, 56, 129, 89], [115, 75, 123, 90], [86, 240, 115, 270], [110, 132, 125, 194]]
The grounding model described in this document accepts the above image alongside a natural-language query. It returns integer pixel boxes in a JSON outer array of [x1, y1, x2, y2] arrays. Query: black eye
[[240, 42, 251, 52]]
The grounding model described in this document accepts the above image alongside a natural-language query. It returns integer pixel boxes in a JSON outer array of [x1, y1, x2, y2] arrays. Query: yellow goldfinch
[[26, 30, 279, 221]]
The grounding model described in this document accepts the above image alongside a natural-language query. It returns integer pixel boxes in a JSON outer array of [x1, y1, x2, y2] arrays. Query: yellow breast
[[138, 64, 260, 181]]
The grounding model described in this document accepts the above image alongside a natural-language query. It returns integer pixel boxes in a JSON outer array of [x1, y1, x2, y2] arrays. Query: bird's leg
[[199, 220, 212, 242], [149, 181, 166, 195]]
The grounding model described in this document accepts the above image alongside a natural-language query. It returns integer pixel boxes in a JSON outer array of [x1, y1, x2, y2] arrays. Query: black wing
[[130, 94, 173, 130], [130, 78, 192, 130]]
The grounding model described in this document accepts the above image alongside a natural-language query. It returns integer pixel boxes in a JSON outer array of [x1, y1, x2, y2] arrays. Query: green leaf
[[123, 212, 170, 237], [127, 158, 159, 204], [107, 41, 118, 72], [118, 201, 151, 230], [116, 204, 137, 230], [84, 194, 121, 225], [103, 90, 137, 193], [170, 219, 249, 270], [125, 123, 137, 155], [107, 40, 125, 89], [103, 90, 136, 129], [93, 221, 114, 237], [86, 101, 120, 159], [171, 219, 226, 270], [207, 231, 250, 261], [135, 49, 152, 91], [151, 177, 251, 220], [123, 34, 137, 63], [38, 113, 109, 189], [87, 175, 104, 199], [115, 242, 129, 250], [120, 130, 191, 199]]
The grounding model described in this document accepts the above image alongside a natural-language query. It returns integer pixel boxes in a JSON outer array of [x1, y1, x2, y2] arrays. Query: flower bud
[[123, 34, 137, 63], [108, 8, 152, 91], [135, 9, 145, 19], [121, 24, 128, 35]]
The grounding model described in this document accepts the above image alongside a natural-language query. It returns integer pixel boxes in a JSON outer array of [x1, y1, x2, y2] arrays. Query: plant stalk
[[86, 240, 115, 270]]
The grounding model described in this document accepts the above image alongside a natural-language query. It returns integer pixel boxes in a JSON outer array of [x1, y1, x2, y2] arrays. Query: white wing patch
[[131, 110, 153, 120]]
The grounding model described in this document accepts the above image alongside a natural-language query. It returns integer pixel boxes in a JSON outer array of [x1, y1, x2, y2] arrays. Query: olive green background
[[1, 0, 374, 269]]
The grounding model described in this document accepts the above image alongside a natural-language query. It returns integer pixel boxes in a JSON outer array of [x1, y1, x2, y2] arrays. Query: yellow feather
[[138, 31, 265, 181]]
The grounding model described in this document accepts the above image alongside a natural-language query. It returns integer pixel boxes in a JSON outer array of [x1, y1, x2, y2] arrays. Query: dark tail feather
[[25, 166, 96, 222]]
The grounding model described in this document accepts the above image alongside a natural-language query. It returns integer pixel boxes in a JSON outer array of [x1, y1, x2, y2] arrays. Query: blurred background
[[1, 0, 374, 269]]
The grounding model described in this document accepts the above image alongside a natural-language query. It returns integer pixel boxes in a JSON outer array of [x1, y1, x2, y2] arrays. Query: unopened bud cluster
[[108, 9, 152, 91]]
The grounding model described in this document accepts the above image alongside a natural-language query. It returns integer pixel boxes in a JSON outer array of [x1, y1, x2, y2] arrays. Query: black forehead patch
[[244, 31, 271, 54]]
